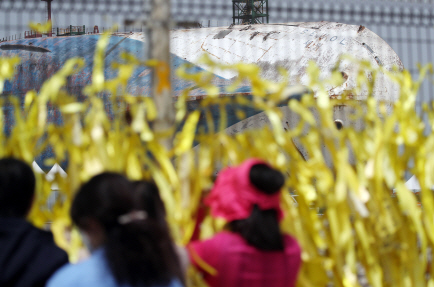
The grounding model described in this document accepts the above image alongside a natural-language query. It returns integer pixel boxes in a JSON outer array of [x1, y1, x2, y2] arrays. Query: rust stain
[[204, 41, 241, 60], [318, 34, 327, 40], [200, 42, 221, 60], [341, 72, 348, 80], [329, 94, 355, 99], [256, 45, 274, 62], [357, 25, 366, 33], [229, 38, 267, 52]]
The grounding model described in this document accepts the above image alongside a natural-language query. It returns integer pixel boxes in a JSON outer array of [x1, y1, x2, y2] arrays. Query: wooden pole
[[148, 0, 175, 149]]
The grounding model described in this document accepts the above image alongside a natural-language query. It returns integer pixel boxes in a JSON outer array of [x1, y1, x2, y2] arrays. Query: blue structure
[[0, 35, 266, 171], [0, 35, 239, 97]]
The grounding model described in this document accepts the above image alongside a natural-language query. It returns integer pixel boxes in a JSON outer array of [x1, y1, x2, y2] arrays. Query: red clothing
[[188, 231, 301, 287]]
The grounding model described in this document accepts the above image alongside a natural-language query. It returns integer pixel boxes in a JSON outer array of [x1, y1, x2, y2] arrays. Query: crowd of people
[[0, 157, 301, 287]]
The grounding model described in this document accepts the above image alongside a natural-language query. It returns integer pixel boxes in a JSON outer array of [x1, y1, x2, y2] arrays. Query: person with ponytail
[[187, 159, 302, 287], [47, 173, 183, 287], [131, 180, 189, 276]]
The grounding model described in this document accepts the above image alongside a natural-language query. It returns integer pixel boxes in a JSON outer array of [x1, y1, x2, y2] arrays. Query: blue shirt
[[46, 248, 183, 287]]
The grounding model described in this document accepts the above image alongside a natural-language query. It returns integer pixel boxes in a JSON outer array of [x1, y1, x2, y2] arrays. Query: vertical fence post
[[147, 0, 175, 149]]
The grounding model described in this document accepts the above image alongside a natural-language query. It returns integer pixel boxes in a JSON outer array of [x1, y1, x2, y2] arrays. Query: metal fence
[[0, 0, 147, 41], [0, 0, 433, 110]]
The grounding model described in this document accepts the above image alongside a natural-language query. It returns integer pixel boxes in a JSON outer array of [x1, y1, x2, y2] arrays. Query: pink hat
[[205, 159, 284, 222]]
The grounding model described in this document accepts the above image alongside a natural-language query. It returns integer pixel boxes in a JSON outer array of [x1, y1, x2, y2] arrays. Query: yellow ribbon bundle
[[0, 31, 433, 286]]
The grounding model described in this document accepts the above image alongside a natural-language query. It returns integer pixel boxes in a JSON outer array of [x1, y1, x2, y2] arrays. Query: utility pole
[[147, 0, 175, 149], [41, 0, 53, 37]]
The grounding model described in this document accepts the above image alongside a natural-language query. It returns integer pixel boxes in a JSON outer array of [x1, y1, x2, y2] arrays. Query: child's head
[[71, 172, 183, 286], [205, 158, 285, 222], [205, 159, 286, 251]]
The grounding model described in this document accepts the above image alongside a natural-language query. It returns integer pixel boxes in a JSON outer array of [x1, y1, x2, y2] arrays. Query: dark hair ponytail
[[228, 164, 285, 251], [105, 217, 182, 286], [131, 180, 185, 284], [131, 180, 167, 229], [71, 173, 182, 286]]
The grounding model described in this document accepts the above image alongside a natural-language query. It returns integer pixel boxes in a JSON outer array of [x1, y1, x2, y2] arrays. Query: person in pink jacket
[[188, 159, 302, 287]]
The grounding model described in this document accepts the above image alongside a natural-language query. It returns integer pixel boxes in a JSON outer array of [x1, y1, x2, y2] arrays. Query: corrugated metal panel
[[166, 22, 403, 103]]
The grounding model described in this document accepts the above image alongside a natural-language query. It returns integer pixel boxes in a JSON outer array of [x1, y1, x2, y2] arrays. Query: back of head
[[71, 173, 132, 230], [71, 173, 183, 286], [131, 180, 167, 226], [0, 158, 35, 217], [249, 163, 285, 195], [229, 163, 285, 251]]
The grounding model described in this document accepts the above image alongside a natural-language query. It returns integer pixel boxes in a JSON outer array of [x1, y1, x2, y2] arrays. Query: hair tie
[[118, 210, 148, 225]]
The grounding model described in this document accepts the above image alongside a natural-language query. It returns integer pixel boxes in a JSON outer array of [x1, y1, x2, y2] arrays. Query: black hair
[[0, 158, 36, 217], [71, 173, 182, 286], [131, 180, 185, 284], [228, 163, 285, 251], [131, 180, 167, 227]]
